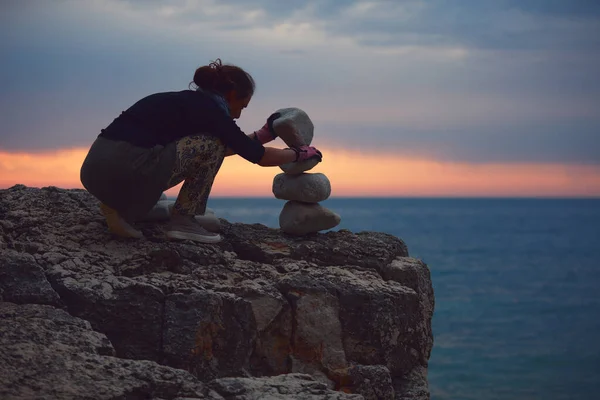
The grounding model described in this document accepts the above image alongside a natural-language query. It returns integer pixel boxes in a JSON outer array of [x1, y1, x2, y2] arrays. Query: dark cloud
[[56, 0, 600, 52], [317, 0, 600, 51], [505, 0, 600, 18], [153, 0, 600, 52]]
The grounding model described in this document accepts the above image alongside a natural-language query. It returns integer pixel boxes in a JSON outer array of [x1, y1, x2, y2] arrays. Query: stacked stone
[[271, 108, 341, 235]]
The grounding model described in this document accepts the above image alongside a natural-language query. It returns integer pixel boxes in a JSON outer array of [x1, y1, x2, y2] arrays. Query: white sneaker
[[166, 215, 222, 243], [100, 203, 144, 239]]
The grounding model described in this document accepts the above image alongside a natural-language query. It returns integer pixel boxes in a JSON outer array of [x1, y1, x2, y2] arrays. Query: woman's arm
[[222, 128, 320, 167], [257, 147, 297, 166], [225, 118, 277, 157], [224, 132, 259, 157]]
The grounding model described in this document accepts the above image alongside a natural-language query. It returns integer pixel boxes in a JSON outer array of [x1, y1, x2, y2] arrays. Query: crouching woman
[[80, 59, 321, 243]]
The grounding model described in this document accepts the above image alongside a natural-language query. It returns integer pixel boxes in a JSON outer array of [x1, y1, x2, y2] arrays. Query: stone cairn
[[143, 108, 340, 235], [271, 108, 341, 235]]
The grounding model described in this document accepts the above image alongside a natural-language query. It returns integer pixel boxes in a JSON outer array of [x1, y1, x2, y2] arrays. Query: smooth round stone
[[279, 158, 320, 175], [279, 201, 341, 235], [273, 108, 314, 148], [273, 173, 331, 203]]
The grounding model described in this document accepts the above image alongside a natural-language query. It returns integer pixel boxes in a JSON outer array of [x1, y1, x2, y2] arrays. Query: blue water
[[204, 197, 600, 400]]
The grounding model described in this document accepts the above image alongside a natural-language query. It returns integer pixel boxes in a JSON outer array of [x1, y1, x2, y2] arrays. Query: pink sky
[[1, 148, 598, 197]]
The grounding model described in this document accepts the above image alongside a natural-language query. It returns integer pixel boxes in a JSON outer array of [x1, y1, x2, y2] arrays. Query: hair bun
[[190, 58, 256, 99], [209, 58, 224, 72]]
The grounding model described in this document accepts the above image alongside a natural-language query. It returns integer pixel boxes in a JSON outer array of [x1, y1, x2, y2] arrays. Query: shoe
[[165, 203, 220, 232], [194, 210, 221, 233], [166, 215, 222, 243], [100, 203, 144, 239]]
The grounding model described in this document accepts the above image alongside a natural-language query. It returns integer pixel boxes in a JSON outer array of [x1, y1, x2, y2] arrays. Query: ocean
[[203, 197, 600, 400]]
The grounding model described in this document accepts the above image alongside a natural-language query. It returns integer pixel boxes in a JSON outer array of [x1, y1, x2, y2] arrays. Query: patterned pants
[[165, 135, 226, 216]]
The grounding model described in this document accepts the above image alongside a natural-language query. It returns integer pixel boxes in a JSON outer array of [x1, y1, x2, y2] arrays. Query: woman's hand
[[291, 145, 323, 162], [257, 145, 322, 166], [253, 112, 281, 144]]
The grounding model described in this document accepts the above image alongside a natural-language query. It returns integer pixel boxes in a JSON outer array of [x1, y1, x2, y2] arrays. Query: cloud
[[0, 0, 599, 167], [317, 120, 600, 165], [322, 0, 600, 51], [107, 0, 600, 51]]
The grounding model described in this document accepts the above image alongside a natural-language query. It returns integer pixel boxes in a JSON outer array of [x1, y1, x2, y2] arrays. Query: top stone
[[272, 108, 314, 148]]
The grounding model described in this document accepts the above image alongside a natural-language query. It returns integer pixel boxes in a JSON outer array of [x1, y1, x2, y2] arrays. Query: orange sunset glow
[[1, 148, 599, 197]]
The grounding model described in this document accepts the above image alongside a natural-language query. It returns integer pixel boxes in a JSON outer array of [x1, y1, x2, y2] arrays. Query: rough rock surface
[[0, 250, 62, 306], [0, 302, 208, 399], [279, 201, 342, 235], [0, 185, 434, 399], [273, 173, 332, 203], [209, 374, 362, 399]]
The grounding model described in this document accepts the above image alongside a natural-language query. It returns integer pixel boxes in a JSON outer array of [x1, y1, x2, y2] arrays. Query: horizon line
[[2, 185, 599, 200], [207, 195, 600, 200]]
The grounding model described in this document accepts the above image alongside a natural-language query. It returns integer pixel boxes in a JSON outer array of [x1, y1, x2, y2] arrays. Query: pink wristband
[[254, 123, 275, 145]]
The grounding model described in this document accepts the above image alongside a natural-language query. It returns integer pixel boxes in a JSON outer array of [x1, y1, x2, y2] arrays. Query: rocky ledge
[[0, 185, 434, 400]]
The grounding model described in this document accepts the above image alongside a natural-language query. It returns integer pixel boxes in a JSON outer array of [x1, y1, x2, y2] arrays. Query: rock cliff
[[0, 185, 434, 399]]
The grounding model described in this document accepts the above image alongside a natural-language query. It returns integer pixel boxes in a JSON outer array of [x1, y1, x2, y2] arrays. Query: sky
[[1, 0, 599, 197]]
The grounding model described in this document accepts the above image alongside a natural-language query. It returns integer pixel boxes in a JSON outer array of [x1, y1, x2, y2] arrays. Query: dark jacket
[[98, 90, 264, 164]]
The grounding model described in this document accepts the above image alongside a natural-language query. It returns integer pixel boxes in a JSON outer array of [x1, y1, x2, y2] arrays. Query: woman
[[80, 59, 322, 243]]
